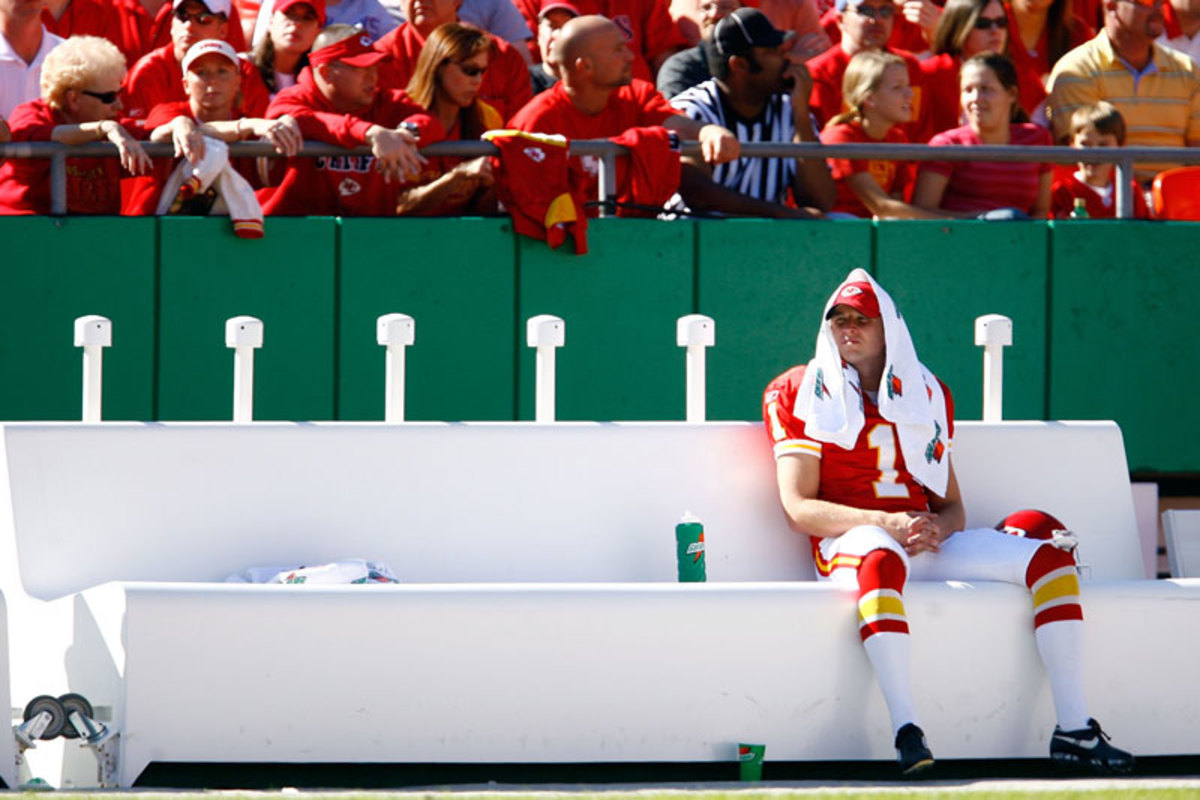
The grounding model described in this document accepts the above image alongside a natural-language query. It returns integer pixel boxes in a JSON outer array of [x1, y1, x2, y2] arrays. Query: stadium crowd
[[1, 0, 1198, 222]]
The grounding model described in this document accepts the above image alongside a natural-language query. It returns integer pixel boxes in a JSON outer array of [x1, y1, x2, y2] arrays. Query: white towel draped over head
[[793, 268, 951, 497]]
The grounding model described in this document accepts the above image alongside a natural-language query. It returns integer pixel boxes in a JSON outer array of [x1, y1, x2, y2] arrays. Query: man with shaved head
[[508, 14, 738, 210]]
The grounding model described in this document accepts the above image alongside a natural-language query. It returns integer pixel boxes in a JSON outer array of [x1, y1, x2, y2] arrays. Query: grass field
[[40, 784, 1200, 800]]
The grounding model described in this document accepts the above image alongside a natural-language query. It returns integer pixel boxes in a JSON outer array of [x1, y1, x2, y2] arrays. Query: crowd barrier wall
[[0, 215, 1191, 473]]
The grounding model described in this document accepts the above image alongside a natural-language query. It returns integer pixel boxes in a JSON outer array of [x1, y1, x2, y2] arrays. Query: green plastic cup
[[675, 513, 706, 582], [738, 743, 765, 781]]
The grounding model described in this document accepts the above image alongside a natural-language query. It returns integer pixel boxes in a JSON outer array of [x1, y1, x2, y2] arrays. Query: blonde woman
[[0, 35, 198, 214], [820, 50, 945, 219]]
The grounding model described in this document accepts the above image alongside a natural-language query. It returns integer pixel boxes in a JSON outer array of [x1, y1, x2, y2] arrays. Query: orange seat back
[[1151, 166, 1200, 220]]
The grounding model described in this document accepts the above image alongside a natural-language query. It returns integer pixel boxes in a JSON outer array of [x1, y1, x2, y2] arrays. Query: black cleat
[[894, 722, 935, 776], [1050, 718, 1134, 775]]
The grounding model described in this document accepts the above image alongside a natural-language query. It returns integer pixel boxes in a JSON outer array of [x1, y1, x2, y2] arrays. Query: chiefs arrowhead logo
[[338, 177, 362, 197], [523, 146, 546, 163]]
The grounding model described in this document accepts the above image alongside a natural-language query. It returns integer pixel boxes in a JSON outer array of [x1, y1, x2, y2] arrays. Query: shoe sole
[[902, 756, 935, 776], [1051, 753, 1134, 775]]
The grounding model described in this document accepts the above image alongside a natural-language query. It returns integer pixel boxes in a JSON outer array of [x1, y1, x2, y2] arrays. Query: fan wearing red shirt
[[819, 0, 942, 55], [124, 0, 267, 119], [820, 50, 942, 217], [123, 38, 302, 214], [512, 0, 688, 79], [509, 15, 738, 212], [808, 0, 931, 140], [913, 52, 1052, 217], [143, 0, 247, 54], [918, 0, 1008, 137], [1005, 0, 1093, 121], [262, 25, 426, 215], [1050, 100, 1148, 218], [0, 34, 197, 214], [372, 0, 531, 121], [41, 0, 151, 66]]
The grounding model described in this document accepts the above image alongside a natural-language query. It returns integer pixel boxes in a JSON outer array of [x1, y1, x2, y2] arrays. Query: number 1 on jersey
[[867, 423, 909, 499]]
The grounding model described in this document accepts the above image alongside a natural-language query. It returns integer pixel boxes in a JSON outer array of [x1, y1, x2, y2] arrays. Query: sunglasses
[[173, 8, 221, 24], [974, 15, 1008, 29], [452, 62, 486, 77], [81, 89, 120, 104], [849, 4, 894, 20]]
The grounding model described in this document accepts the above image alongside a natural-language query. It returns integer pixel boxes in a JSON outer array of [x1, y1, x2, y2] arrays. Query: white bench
[[0, 420, 1195, 787]]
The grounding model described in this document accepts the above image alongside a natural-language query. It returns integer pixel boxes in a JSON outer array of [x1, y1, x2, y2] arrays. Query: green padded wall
[[157, 217, 337, 421], [338, 218, 516, 421], [517, 218, 693, 421], [877, 220, 1049, 422], [0, 217, 155, 420], [1049, 221, 1196, 473], [696, 219, 874, 421]]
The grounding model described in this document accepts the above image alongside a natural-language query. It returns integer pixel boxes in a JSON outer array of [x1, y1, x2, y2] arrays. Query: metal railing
[[3, 138, 1196, 218]]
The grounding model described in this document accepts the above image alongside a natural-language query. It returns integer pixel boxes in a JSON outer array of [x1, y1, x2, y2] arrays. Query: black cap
[[713, 8, 790, 56]]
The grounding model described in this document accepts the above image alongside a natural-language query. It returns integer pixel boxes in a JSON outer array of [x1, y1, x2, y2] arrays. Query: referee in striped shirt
[[671, 8, 835, 217]]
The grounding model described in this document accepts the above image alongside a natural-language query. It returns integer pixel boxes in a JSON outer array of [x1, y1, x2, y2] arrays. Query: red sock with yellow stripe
[[858, 549, 919, 735], [1026, 543, 1089, 730]]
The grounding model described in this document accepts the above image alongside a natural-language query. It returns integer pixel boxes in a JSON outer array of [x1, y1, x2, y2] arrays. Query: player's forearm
[[780, 495, 895, 539]]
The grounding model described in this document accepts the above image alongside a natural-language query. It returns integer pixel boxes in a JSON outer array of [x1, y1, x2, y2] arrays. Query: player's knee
[[1025, 540, 1076, 587], [859, 547, 908, 594]]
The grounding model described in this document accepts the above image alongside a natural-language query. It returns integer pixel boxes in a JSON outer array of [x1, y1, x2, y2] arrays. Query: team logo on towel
[[925, 421, 945, 464], [887, 365, 902, 399], [523, 146, 546, 163], [814, 368, 831, 399]]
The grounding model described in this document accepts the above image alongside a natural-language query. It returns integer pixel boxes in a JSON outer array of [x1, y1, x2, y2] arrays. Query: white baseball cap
[[173, 0, 233, 17], [181, 38, 240, 73]]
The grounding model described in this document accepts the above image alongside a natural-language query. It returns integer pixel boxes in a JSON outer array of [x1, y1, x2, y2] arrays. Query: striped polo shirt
[[1047, 30, 1200, 180]]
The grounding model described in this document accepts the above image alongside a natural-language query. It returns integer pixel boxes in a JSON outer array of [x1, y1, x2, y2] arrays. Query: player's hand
[[366, 124, 426, 183], [698, 123, 739, 165], [883, 510, 943, 555]]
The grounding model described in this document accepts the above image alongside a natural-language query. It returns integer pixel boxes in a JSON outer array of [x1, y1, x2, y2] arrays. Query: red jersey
[[372, 23, 532, 122], [920, 123, 1052, 214], [1050, 170, 1149, 219], [120, 100, 266, 214], [808, 44, 932, 142], [41, 0, 150, 66], [508, 78, 679, 211], [261, 69, 424, 215], [820, 120, 912, 217], [762, 364, 955, 516], [0, 99, 146, 215], [124, 43, 270, 121], [395, 102, 504, 215], [511, 0, 686, 81], [917, 51, 960, 138], [1005, 4, 1093, 119]]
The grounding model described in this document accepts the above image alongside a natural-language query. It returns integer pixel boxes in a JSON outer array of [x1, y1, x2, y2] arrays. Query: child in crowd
[[820, 51, 945, 219], [1050, 102, 1148, 219]]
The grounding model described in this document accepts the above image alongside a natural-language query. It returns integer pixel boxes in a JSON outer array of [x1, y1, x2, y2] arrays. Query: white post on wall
[[676, 314, 714, 422], [74, 315, 111, 422], [377, 313, 415, 422], [225, 316, 263, 423], [527, 314, 565, 423], [974, 314, 1013, 422]]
